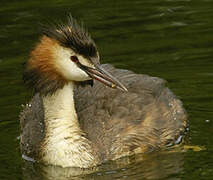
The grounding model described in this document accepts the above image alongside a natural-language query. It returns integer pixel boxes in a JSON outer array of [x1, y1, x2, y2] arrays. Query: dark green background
[[0, 0, 213, 179]]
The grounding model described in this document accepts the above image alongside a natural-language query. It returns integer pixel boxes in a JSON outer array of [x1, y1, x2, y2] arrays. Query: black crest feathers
[[42, 14, 98, 58]]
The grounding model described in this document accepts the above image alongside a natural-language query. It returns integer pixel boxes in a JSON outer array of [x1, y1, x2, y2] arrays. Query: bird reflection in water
[[22, 150, 184, 180]]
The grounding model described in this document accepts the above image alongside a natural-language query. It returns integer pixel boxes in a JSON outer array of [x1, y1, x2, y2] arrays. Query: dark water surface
[[0, 0, 213, 179]]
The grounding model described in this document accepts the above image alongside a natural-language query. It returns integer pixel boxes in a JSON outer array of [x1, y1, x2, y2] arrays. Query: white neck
[[43, 82, 79, 137], [41, 82, 98, 168]]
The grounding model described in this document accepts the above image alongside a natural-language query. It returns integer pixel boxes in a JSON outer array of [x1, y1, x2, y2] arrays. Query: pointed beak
[[78, 63, 128, 92]]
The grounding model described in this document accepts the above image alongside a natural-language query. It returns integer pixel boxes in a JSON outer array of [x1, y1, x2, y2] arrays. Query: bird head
[[24, 15, 127, 95]]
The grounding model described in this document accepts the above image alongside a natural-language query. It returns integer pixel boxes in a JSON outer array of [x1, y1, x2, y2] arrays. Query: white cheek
[[53, 47, 91, 81]]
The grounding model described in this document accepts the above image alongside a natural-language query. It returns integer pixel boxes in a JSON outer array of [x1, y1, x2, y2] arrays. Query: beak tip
[[123, 87, 128, 92], [117, 85, 128, 92]]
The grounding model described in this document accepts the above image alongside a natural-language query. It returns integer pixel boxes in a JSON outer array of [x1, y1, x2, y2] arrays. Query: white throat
[[43, 82, 78, 135], [41, 82, 97, 168]]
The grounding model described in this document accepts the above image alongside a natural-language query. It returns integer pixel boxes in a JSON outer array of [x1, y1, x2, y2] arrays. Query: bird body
[[20, 16, 187, 168]]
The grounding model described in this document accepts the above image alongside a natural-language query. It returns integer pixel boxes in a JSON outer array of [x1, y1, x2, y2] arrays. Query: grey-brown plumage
[[20, 64, 187, 163], [74, 64, 187, 161]]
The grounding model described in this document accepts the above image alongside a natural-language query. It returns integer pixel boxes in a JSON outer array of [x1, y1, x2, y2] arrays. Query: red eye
[[70, 56, 79, 63]]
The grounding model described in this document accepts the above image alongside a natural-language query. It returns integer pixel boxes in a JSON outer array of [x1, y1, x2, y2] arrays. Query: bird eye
[[70, 56, 79, 63]]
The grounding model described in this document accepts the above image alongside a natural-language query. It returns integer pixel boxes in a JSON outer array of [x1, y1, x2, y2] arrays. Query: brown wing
[[20, 94, 45, 160], [74, 64, 187, 161]]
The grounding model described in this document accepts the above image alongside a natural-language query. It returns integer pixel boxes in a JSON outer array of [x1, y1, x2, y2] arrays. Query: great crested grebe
[[20, 15, 187, 168]]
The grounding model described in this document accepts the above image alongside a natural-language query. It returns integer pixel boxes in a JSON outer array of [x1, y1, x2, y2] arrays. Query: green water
[[0, 0, 213, 179]]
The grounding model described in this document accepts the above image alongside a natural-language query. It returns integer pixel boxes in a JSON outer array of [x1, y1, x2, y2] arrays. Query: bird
[[20, 15, 187, 169]]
